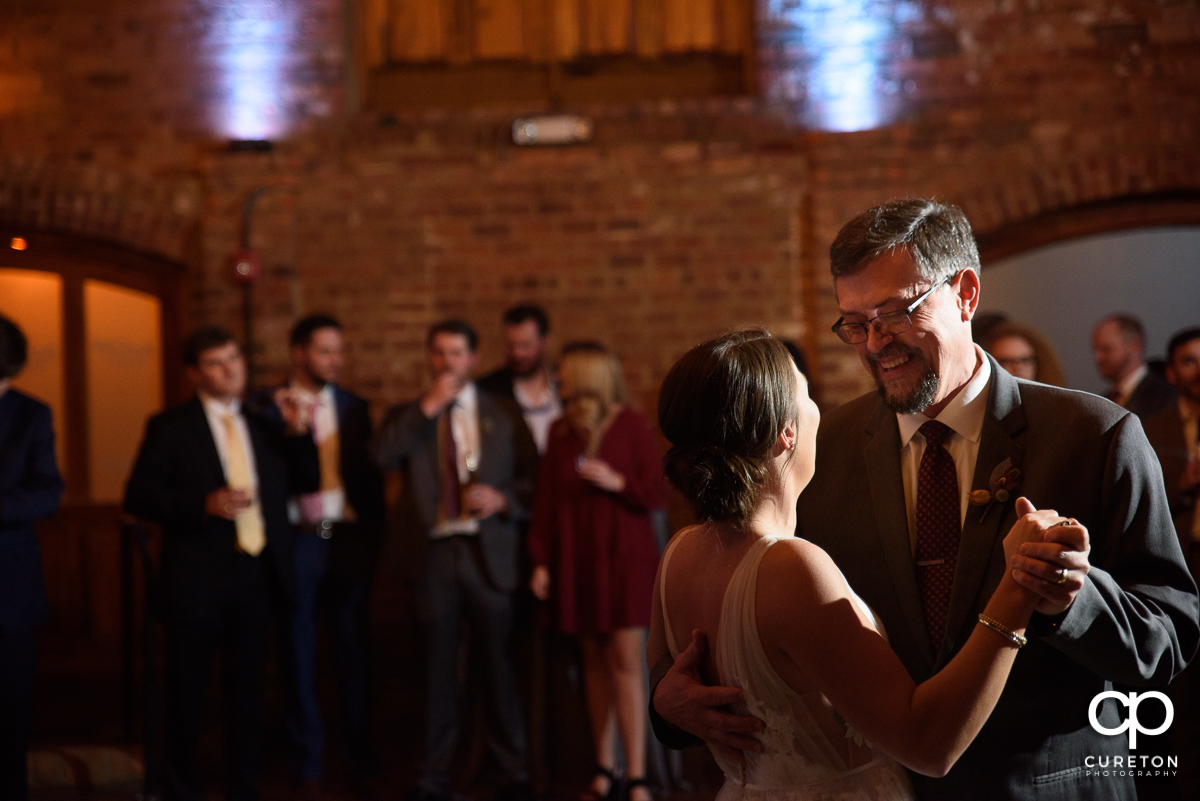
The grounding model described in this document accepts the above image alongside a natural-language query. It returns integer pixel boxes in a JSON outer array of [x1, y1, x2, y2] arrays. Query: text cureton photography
[[1085, 690, 1180, 779]]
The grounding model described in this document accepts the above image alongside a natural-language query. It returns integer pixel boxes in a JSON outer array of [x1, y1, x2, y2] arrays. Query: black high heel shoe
[[580, 766, 616, 801]]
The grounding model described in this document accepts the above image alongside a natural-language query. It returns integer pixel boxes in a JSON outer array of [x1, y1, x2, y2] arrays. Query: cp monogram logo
[[1088, 691, 1174, 749]]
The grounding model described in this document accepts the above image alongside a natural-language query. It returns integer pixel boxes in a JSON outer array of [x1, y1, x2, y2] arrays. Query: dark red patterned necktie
[[915, 420, 960, 647], [440, 402, 461, 520]]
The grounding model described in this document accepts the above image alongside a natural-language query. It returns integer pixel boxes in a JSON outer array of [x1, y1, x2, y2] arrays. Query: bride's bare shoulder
[[757, 537, 855, 606]]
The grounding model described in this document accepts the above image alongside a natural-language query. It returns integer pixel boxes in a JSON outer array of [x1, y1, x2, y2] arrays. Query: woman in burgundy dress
[[529, 344, 666, 801]]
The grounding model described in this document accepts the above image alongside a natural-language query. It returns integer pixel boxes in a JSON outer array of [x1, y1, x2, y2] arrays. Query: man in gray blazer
[[650, 199, 1199, 800], [374, 319, 538, 801]]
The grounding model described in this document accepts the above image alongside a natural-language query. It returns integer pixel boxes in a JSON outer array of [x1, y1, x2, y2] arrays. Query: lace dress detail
[[660, 532, 915, 801]]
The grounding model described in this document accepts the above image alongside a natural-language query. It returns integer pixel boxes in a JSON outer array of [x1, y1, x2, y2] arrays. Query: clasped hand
[[1005, 497, 1091, 616]]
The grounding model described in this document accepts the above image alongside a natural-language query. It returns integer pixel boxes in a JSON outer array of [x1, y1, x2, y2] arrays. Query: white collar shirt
[[286, 382, 349, 524], [512, 368, 561, 455], [431, 381, 482, 538], [200, 393, 260, 497], [897, 346, 993, 553], [1113, 363, 1148, 407]]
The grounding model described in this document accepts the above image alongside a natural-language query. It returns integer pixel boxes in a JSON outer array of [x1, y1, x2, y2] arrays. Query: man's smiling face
[[835, 248, 979, 415]]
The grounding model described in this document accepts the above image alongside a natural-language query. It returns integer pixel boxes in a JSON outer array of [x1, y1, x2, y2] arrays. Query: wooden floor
[[28, 615, 721, 801]]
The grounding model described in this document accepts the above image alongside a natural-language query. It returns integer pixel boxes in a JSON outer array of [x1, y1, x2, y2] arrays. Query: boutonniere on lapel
[[969, 458, 1022, 523]]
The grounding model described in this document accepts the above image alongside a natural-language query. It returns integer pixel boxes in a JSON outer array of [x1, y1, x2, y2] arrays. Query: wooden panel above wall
[[361, 0, 755, 109], [475, 0, 527, 59]]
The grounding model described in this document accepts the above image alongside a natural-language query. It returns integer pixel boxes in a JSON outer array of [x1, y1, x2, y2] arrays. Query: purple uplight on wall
[[760, 0, 911, 132], [204, 1, 303, 140]]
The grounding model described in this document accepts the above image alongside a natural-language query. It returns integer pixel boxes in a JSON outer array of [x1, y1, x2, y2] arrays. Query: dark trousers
[[419, 536, 527, 794], [0, 629, 36, 801], [164, 554, 270, 801], [280, 530, 374, 781]]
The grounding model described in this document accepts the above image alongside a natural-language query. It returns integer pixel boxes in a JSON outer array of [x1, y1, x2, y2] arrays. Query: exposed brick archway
[[952, 149, 1200, 264], [0, 159, 201, 264], [972, 191, 1200, 264]]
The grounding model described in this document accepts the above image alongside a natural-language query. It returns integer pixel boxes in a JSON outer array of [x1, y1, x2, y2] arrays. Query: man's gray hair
[[830, 198, 981, 282]]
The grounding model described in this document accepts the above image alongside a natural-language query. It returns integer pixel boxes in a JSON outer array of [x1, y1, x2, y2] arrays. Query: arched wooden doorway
[[0, 229, 184, 664]]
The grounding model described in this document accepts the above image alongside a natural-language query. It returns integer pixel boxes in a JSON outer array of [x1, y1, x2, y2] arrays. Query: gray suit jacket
[[373, 387, 538, 592], [798, 356, 1198, 800], [1144, 402, 1197, 562]]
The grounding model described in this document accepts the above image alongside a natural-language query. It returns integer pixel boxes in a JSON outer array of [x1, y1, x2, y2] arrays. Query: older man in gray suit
[[650, 199, 1199, 800], [375, 319, 538, 801]]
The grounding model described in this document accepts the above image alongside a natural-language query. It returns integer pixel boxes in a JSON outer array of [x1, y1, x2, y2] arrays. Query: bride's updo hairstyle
[[658, 330, 799, 528]]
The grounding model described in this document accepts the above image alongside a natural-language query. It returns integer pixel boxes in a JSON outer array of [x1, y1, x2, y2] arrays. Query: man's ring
[[1055, 567, 1069, 585], [1057, 520, 1072, 527]]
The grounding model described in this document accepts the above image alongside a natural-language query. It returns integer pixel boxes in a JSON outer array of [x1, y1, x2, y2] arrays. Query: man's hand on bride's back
[[654, 629, 765, 765]]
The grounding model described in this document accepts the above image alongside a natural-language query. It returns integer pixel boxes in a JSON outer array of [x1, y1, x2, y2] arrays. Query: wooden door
[[0, 230, 183, 667]]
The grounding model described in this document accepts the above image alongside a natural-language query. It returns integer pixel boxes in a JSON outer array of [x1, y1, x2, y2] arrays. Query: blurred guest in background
[[0, 315, 65, 801], [982, 321, 1066, 386], [1144, 326, 1200, 798], [125, 326, 317, 801], [250, 315, 384, 800], [1092, 314, 1176, 418], [478, 304, 561, 455], [528, 343, 666, 801], [373, 320, 538, 801], [971, 312, 1009, 348], [1146, 327, 1200, 576]]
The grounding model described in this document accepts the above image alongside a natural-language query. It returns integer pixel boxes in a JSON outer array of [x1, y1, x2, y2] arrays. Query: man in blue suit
[[0, 314, 65, 801], [249, 315, 385, 800]]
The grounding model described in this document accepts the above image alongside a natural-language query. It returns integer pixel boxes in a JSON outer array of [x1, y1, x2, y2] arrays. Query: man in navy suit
[[249, 315, 384, 800], [0, 314, 65, 801], [125, 326, 318, 801]]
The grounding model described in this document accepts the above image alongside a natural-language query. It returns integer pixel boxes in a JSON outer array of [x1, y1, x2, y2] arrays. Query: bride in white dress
[[648, 331, 1057, 800]]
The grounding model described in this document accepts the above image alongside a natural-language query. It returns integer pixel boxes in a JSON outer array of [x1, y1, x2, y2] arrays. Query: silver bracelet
[[977, 613, 1027, 648]]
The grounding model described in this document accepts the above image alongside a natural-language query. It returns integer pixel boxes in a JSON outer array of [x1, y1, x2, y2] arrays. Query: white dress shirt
[[1112, 363, 1148, 407], [513, 369, 561, 455], [200, 393, 265, 532], [897, 346, 992, 553], [431, 381, 482, 538], [286, 383, 350, 524]]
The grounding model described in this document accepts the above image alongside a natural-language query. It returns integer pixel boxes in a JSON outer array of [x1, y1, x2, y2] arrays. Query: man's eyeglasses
[[831, 275, 952, 345]]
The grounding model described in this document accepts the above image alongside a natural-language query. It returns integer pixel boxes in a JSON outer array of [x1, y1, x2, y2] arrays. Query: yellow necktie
[[222, 413, 266, 556], [315, 401, 342, 493]]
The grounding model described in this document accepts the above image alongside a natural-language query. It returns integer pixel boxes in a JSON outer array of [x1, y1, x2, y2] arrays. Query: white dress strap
[[658, 525, 698, 658]]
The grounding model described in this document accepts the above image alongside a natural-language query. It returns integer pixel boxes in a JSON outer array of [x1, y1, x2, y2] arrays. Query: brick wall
[[1, 0, 1198, 414]]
